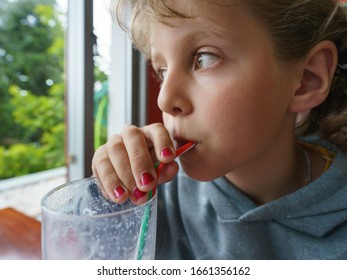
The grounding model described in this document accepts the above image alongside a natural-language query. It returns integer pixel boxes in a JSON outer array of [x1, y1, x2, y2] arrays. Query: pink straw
[[155, 141, 196, 176]]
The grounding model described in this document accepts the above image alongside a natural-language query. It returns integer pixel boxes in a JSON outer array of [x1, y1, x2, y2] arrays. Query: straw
[[135, 189, 153, 260], [136, 142, 196, 259]]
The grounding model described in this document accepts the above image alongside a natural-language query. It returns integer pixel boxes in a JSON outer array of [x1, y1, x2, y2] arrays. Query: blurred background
[[1, 0, 347, 261], [0, 0, 162, 218]]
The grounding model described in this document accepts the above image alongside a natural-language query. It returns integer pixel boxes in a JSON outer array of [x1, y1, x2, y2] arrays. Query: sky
[[57, 0, 112, 74]]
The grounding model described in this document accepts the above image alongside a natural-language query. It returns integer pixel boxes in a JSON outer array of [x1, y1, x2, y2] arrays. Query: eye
[[194, 52, 219, 70], [156, 68, 167, 82]]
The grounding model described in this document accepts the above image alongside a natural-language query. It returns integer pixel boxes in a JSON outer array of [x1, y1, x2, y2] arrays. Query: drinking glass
[[41, 177, 157, 259]]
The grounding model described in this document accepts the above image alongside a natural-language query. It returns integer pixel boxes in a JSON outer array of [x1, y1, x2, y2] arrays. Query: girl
[[92, 0, 347, 259]]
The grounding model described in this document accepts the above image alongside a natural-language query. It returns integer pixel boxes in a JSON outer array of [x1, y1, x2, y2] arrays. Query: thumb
[[156, 161, 179, 184]]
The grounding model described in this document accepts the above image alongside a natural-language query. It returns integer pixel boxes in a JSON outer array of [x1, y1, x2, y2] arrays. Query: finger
[[92, 161, 112, 200], [105, 134, 138, 202], [121, 125, 158, 194], [142, 123, 176, 164], [91, 161, 112, 201], [156, 161, 179, 184], [92, 143, 129, 203], [129, 187, 149, 205]]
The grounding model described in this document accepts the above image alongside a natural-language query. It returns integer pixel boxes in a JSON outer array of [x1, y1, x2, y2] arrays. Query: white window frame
[[108, 23, 148, 135], [66, 0, 147, 181], [66, 0, 94, 181]]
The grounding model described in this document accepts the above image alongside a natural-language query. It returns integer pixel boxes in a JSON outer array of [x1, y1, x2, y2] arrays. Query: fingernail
[[133, 187, 146, 200], [140, 172, 154, 186], [114, 186, 125, 199], [161, 147, 173, 157]]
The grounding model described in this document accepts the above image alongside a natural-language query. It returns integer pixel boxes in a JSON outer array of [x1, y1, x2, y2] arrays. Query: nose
[[157, 70, 193, 116]]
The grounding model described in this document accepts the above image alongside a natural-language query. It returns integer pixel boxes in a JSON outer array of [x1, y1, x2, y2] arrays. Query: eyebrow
[[151, 9, 245, 64], [151, 27, 234, 61]]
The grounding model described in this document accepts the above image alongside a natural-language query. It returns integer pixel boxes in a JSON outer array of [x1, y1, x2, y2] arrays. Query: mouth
[[173, 137, 197, 157], [173, 137, 195, 149], [175, 141, 197, 157]]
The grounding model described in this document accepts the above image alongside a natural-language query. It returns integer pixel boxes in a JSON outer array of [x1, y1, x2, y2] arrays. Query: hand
[[92, 123, 178, 204]]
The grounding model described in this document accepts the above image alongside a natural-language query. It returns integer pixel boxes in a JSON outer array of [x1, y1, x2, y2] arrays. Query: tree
[[0, 0, 64, 145], [0, 0, 109, 179], [0, 0, 65, 179]]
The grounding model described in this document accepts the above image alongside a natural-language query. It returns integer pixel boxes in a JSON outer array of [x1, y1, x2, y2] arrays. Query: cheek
[[197, 83, 263, 137], [198, 77, 287, 152]]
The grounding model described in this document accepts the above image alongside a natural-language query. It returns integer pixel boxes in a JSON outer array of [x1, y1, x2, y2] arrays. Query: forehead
[[135, 1, 244, 56], [163, 0, 239, 12], [149, 2, 269, 58], [149, 0, 239, 22]]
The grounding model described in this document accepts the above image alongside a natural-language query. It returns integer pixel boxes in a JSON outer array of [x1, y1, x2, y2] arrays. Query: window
[[0, 0, 150, 218], [0, 0, 68, 217]]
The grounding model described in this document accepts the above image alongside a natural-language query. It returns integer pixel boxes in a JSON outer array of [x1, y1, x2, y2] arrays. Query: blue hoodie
[[155, 141, 347, 259]]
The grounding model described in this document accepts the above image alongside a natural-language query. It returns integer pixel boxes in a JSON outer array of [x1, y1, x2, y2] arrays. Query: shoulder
[[299, 134, 347, 178]]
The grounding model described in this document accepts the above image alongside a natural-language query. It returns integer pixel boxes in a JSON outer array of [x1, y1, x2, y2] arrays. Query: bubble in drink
[[41, 177, 157, 260]]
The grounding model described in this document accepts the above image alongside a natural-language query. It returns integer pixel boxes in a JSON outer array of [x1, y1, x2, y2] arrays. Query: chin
[[181, 164, 220, 182]]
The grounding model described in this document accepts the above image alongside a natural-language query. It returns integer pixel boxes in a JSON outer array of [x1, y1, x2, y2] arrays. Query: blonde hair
[[112, 0, 347, 152]]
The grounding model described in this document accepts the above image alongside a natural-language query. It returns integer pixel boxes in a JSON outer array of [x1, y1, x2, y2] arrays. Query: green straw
[[135, 142, 196, 259], [136, 190, 153, 260], [136, 160, 163, 259]]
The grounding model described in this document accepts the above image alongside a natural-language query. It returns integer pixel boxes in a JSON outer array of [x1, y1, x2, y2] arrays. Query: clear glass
[[41, 177, 157, 260]]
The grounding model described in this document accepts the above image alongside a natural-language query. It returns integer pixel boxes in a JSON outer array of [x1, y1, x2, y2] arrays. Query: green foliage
[[0, 0, 64, 145], [0, 0, 66, 179], [0, 132, 65, 178], [9, 83, 64, 139], [0, 124, 65, 180], [0, 144, 46, 178], [0, 82, 65, 179], [94, 58, 109, 149], [94, 82, 108, 149], [41, 122, 65, 168], [0, 0, 109, 179]]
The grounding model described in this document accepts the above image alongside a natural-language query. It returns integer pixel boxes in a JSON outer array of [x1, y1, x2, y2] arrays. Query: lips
[[173, 137, 195, 149]]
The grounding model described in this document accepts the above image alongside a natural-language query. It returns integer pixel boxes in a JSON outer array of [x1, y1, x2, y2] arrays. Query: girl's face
[[150, 3, 300, 182]]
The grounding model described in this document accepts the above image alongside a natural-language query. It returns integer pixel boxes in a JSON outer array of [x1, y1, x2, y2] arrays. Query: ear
[[288, 41, 338, 113]]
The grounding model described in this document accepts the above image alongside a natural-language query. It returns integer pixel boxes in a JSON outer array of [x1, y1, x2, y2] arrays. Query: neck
[[225, 141, 307, 205]]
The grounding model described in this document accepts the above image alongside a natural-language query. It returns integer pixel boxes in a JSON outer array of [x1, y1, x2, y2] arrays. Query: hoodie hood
[[155, 139, 347, 260], [211, 152, 347, 238]]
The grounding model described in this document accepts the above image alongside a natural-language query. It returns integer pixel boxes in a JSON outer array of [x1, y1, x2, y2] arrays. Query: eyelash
[[153, 51, 220, 82], [154, 68, 167, 83], [193, 52, 220, 71]]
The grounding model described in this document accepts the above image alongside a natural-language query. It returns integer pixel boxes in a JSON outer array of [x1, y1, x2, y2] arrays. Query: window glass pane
[[0, 0, 67, 218], [93, 0, 111, 149], [0, 0, 66, 180]]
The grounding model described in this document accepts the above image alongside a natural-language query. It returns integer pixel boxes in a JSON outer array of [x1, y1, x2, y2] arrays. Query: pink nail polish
[[161, 147, 173, 157], [140, 172, 154, 186], [114, 186, 125, 199], [133, 187, 146, 200]]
